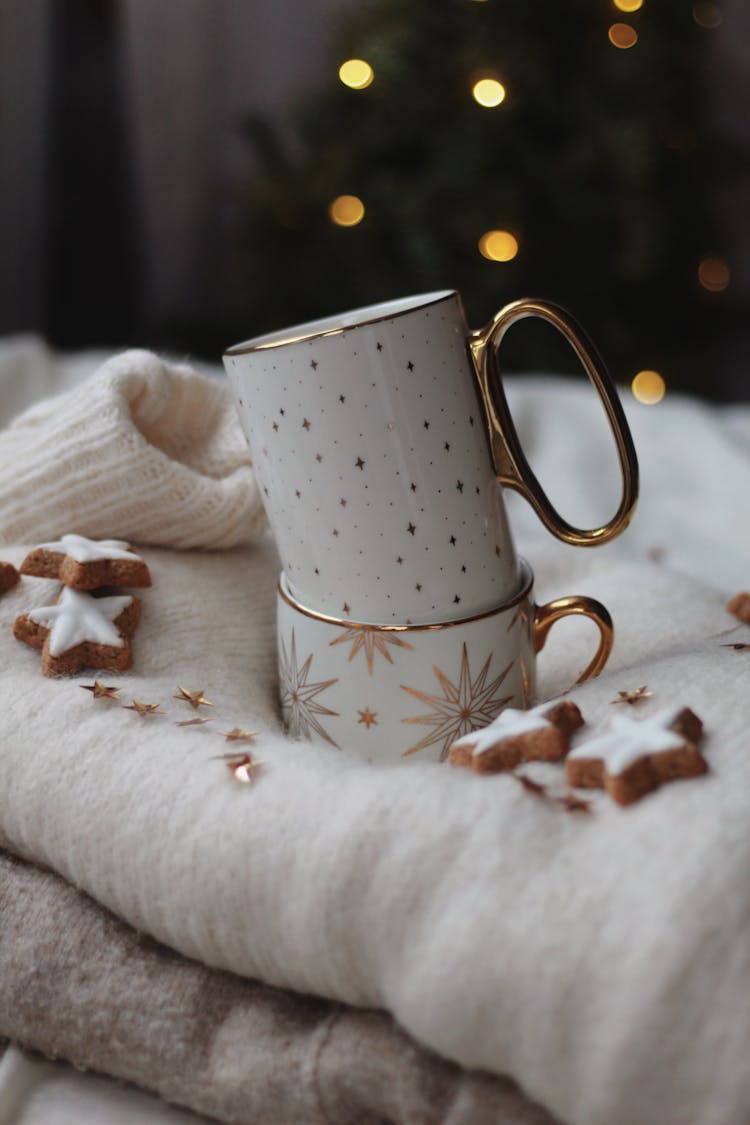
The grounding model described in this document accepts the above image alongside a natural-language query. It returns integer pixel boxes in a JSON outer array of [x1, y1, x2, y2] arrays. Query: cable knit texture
[[0, 349, 266, 549], [0, 341, 749, 1125]]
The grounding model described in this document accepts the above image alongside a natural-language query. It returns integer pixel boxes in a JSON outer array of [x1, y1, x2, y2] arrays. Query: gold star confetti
[[302, 417, 311, 430], [357, 707, 378, 729], [611, 686, 653, 706], [80, 680, 121, 700], [213, 752, 263, 784], [355, 456, 365, 470], [175, 717, 215, 727], [174, 686, 215, 710], [124, 700, 164, 717], [218, 727, 259, 742]]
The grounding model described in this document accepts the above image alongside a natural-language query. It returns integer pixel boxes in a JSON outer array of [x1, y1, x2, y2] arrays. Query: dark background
[[1, 0, 749, 400]]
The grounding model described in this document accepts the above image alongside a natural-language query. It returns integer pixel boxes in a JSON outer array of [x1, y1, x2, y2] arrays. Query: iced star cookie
[[0, 561, 20, 596], [566, 706, 705, 806], [13, 587, 141, 676], [20, 534, 151, 590], [449, 700, 584, 773]]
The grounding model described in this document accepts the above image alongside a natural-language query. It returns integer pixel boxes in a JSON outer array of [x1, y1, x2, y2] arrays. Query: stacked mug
[[224, 291, 638, 764]]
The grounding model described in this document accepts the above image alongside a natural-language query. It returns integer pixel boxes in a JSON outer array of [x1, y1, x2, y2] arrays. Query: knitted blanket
[[0, 849, 551, 1124], [0, 345, 749, 1125]]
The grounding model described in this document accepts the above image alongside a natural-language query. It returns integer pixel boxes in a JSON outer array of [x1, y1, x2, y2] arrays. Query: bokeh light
[[698, 256, 730, 292], [478, 230, 519, 261], [472, 78, 506, 107], [631, 370, 666, 404], [614, 0, 644, 11], [329, 195, 366, 227], [693, 2, 722, 28], [608, 23, 638, 48], [338, 59, 374, 90]]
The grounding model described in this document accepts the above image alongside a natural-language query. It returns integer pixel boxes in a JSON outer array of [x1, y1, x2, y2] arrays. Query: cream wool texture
[[0, 346, 749, 1125], [0, 349, 266, 549]]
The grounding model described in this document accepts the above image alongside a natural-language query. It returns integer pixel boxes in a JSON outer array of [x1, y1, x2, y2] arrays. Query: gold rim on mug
[[278, 563, 614, 683], [224, 290, 457, 355], [278, 561, 534, 632]]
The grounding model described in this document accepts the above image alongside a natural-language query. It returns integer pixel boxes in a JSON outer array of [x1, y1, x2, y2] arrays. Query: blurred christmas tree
[[237, 0, 744, 397]]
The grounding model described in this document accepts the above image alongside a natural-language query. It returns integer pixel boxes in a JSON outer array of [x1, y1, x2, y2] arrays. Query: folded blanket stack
[[0, 340, 748, 1125]]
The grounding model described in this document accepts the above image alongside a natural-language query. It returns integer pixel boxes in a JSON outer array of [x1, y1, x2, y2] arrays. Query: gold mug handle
[[534, 595, 614, 683], [469, 298, 639, 547]]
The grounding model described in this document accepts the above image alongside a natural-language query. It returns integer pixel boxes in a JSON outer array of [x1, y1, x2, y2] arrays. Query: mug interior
[[224, 290, 457, 355]]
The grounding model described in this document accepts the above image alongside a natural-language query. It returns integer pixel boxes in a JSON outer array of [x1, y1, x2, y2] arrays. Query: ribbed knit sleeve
[[0, 349, 267, 549]]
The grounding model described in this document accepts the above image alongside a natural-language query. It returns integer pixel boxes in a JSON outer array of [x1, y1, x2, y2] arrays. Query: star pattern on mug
[[401, 644, 514, 760], [279, 629, 339, 747], [243, 308, 514, 621], [329, 626, 415, 675]]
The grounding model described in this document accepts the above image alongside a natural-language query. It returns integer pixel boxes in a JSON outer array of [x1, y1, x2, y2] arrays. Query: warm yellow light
[[693, 2, 722, 28], [329, 194, 365, 227], [608, 23, 638, 48], [478, 230, 519, 262], [631, 370, 665, 405], [614, 0, 643, 11], [698, 256, 730, 292], [472, 78, 506, 108], [338, 58, 374, 90]]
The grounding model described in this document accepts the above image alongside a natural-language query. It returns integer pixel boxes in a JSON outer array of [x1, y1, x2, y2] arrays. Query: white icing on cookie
[[451, 702, 553, 758], [567, 708, 686, 776], [36, 533, 137, 563], [29, 587, 134, 655]]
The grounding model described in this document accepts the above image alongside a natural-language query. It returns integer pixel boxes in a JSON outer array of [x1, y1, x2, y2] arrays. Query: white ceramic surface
[[225, 291, 521, 623], [276, 560, 612, 764]]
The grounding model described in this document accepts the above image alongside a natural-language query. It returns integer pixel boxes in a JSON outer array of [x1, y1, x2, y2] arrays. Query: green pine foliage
[[238, 0, 740, 392]]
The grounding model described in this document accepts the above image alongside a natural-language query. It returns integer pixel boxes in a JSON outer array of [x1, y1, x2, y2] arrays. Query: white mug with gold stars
[[225, 291, 638, 625], [276, 559, 613, 763]]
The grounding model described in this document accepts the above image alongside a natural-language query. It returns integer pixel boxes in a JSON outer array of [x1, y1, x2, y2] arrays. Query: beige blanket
[[1, 347, 749, 1125]]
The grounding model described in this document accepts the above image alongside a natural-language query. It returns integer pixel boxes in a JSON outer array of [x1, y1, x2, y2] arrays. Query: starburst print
[[401, 644, 514, 760], [329, 627, 414, 675], [279, 629, 339, 746]]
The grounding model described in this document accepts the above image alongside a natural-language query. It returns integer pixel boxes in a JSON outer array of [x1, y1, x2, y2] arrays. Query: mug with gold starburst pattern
[[276, 559, 612, 763]]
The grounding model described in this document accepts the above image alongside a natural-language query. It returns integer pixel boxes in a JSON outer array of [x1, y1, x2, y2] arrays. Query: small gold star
[[611, 686, 653, 706], [407, 522, 416, 535], [219, 727, 259, 742], [495, 545, 501, 557], [340, 497, 347, 507], [410, 482, 417, 492], [175, 686, 215, 710], [295, 489, 301, 498], [456, 480, 464, 492], [302, 418, 311, 430], [376, 342, 383, 351], [355, 456, 365, 470], [357, 707, 378, 729], [339, 394, 346, 403], [343, 602, 350, 614], [272, 421, 279, 431], [310, 359, 318, 370], [124, 700, 164, 717], [415, 582, 422, 592], [423, 420, 430, 429], [444, 441, 451, 451], [332, 528, 339, 537], [80, 680, 121, 700], [407, 360, 414, 371], [449, 535, 456, 545], [396, 556, 403, 564], [213, 752, 263, 784], [175, 717, 214, 727], [315, 452, 323, 462]]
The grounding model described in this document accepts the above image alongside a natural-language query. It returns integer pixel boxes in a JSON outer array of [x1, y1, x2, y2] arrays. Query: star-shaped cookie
[[566, 706, 706, 805], [449, 700, 584, 773], [20, 533, 151, 590], [14, 587, 141, 676]]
